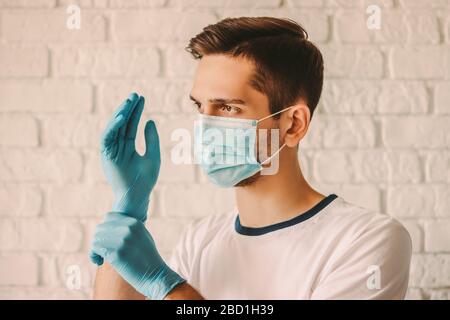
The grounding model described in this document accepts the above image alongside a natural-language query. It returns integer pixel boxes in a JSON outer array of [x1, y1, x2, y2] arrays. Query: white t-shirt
[[167, 194, 412, 299]]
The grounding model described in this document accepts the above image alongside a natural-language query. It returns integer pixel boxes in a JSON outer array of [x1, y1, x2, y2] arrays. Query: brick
[[41, 115, 105, 148], [434, 82, 450, 114], [287, 0, 324, 7], [0, 80, 92, 113], [426, 289, 450, 300], [41, 253, 96, 289], [111, 10, 216, 44], [352, 150, 421, 183], [47, 183, 113, 217], [376, 82, 428, 113], [396, 12, 440, 44], [302, 115, 376, 148], [447, 48, 450, 79], [320, 80, 428, 114], [59, 113, 163, 159], [0, 0, 55, 7], [173, 0, 281, 8], [0, 254, 39, 285], [398, 0, 449, 7], [219, 9, 329, 43], [312, 183, 381, 211], [436, 186, 450, 218], [0, 149, 82, 182], [425, 220, 450, 252], [387, 186, 434, 218], [0, 184, 41, 217], [160, 184, 235, 218], [97, 80, 188, 115], [80, 218, 103, 252], [2, 9, 106, 43], [298, 151, 311, 181], [157, 114, 196, 149], [166, 45, 198, 78], [321, 45, 383, 78], [57, 0, 166, 7], [334, 10, 370, 43], [0, 46, 48, 77], [0, 288, 88, 299], [83, 150, 106, 183], [320, 115, 376, 148], [57, 0, 108, 7], [327, 0, 394, 7], [335, 10, 440, 44], [382, 117, 450, 148], [300, 118, 323, 148], [410, 254, 450, 288], [276, 9, 329, 43], [313, 151, 353, 182], [447, 15, 450, 44], [390, 47, 445, 79], [0, 218, 83, 252], [405, 288, 423, 300], [426, 151, 450, 182], [53, 46, 160, 77], [159, 148, 197, 183], [401, 220, 423, 253], [0, 115, 38, 146], [108, 0, 166, 7], [314, 150, 422, 183]]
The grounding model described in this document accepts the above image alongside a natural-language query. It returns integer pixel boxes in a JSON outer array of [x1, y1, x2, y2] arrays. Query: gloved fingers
[[144, 120, 161, 162], [89, 250, 104, 266], [100, 114, 125, 155], [125, 96, 145, 141], [92, 235, 131, 266], [118, 93, 140, 139], [90, 243, 108, 261], [95, 222, 133, 237], [91, 232, 124, 253]]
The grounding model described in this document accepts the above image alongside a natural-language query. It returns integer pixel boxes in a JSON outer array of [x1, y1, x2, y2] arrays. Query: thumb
[[144, 120, 161, 161]]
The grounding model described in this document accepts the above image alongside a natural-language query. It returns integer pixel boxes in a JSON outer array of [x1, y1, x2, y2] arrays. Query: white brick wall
[[0, 0, 449, 300]]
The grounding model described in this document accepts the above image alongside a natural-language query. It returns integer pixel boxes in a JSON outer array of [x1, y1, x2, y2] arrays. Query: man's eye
[[193, 102, 202, 110], [219, 104, 240, 114]]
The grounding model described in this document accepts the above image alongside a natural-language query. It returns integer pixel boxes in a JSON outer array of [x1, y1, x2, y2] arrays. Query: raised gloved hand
[[100, 93, 160, 223], [90, 212, 186, 300]]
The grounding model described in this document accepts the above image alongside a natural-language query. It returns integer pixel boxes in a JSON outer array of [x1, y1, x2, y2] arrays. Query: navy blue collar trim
[[234, 194, 338, 236]]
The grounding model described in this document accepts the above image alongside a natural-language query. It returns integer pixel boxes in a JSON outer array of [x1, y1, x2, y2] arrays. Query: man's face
[[189, 54, 272, 120], [190, 54, 282, 186]]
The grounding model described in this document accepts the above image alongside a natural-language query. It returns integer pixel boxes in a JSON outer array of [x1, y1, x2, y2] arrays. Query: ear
[[281, 103, 311, 148]]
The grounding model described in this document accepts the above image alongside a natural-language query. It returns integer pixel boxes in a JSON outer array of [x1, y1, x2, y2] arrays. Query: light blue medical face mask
[[194, 107, 292, 188]]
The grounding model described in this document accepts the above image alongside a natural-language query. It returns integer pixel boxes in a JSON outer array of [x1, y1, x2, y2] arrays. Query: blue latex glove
[[90, 212, 186, 300], [100, 92, 160, 223]]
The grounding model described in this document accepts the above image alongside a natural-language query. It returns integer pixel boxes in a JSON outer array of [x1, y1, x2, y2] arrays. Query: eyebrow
[[189, 94, 246, 105]]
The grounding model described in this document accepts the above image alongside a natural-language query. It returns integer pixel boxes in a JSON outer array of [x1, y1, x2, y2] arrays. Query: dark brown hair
[[186, 16, 324, 118]]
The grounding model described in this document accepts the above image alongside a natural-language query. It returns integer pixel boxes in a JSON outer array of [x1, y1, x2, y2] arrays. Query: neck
[[235, 149, 325, 228]]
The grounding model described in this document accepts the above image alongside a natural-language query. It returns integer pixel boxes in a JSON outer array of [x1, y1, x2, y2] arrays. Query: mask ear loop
[[256, 106, 293, 124], [260, 142, 286, 165], [256, 106, 293, 165]]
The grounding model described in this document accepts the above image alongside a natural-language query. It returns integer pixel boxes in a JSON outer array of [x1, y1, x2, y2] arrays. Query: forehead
[[190, 54, 255, 98]]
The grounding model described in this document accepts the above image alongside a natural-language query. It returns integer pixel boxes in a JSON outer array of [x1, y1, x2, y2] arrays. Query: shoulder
[[324, 196, 411, 244], [320, 196, 412, 263]]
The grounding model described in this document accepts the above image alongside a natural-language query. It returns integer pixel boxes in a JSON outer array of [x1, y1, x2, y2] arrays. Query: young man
[[90, 17, 412, 300]]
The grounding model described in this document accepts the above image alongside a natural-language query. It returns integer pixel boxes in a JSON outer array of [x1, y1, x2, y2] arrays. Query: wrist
[[112, 196, 149, 222], [142, 266, 187, 300]]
